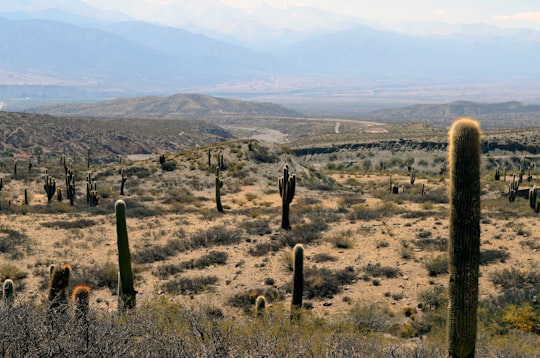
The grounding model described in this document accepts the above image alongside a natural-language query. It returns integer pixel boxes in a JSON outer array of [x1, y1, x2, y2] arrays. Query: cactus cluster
[[447, 118, 481, 358], [86, 172, 99, 206], [279, 165, 296, 230], [48, 263, 71, 313], [72, 284, 91, 320], [44, 174, 56, 204]]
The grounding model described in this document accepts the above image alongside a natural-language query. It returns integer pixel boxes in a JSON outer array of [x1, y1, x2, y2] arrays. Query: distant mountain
[[2, 3, 540, 99], [28, 93, 303, 118], [364, 101, 540, 127]]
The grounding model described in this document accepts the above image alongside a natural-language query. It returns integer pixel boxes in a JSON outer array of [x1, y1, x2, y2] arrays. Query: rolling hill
[[28, 93, 303, 118]]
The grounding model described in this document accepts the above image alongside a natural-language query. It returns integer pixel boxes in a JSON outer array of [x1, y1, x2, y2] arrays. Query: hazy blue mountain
[[2, 2, 540, 98]]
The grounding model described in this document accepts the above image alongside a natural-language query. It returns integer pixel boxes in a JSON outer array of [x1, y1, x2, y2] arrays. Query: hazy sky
[[82, 0, 540, 30]]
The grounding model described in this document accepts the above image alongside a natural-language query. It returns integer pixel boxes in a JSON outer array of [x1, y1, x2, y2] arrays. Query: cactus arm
[[447, 118, 481, 358]]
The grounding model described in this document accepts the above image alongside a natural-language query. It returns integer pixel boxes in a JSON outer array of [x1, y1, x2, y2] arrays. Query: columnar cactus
[[72, 284, 91, 320], [66, 168, 76, 206], [410, 168, 416, 185], [3, 279, 15, 307], [208, 149, 212, 167], [494, 167, 500, 181], [44, 175, 56, 204], [279, 165, 296, 230], [215, 168, 224, 213], [447, 118, 481, 358], [120, 168, 127, 196], [48, 263, 71, 313], [291, 244, 304, 319], [116, 200, 136, 310], [24, 188, 28, 205]]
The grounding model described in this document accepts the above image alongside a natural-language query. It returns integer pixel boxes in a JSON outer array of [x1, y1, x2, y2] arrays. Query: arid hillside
[[0, 118, 538, 355]]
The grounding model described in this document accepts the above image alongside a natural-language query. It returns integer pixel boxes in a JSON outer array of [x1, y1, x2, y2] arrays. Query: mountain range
[[1, 1, 540, 103]]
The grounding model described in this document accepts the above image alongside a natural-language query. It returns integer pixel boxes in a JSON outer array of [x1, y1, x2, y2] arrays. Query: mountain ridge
[[28, 93, 303, 118]]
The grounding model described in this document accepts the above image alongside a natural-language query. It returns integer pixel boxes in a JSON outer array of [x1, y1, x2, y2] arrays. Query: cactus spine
[[215, 168, 224, 213], [448, 118, 481, 358], [3, 279, 15, 307], [72, 284, 91, 320], [279, 165, 296, 230], [48, 264, 71, 313], [291, 244, 304, 319], [116, 200, 136, 310]]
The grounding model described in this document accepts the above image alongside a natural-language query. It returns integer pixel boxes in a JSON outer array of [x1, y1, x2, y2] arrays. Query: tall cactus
[[215, 168, 224, 213], [255, 295, 266, 316], [48, 263, 71, 313], [116, 200, 136, 311], [279, 165, 296, 230], [291, 244, 304, 320], [447, 118, 481, 358], [120, 168, 127, 196], [44, 175, 56, 204], [3, 279, 15, 307]]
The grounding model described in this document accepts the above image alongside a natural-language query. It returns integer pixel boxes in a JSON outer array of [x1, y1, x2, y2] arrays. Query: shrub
[[133, 239, 189, 264], [362, 263, 402, 279], [228, 287, 284, 311], [347, 302, 395, 334], [248, 240, 283, 257], [0, 225, 31, 259], [423, 255, 448, 277], [326, 230, 354, 248], [40, 219, 98, 229], [489, 268, 540, 290], [240, 219, 272, 236], [154, 251, 228, 279], [0, 263, 27, 282], [312, 253, 338, 263], [303, 267, 357, 299], [162, 275, 218, 295], [480, 249, 509, 265], [413, 236, 448, 251], [72, 262, 118, 290], [502, 303, 540, 333], [190, 226, 244, 248], [161, 160, 177, 171]]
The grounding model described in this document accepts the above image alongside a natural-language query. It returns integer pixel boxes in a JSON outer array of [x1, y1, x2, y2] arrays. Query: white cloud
[[433, 9, 446, 17], [494, 12, 540, 22]]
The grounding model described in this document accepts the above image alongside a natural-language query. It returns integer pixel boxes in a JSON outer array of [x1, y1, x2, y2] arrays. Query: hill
[[28, 94, 303, 118], [0, 111, 234, 160], [364, 101, 540, 128]]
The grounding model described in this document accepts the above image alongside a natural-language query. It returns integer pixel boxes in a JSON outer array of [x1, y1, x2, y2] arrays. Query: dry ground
[[0, 140, 538, 326]]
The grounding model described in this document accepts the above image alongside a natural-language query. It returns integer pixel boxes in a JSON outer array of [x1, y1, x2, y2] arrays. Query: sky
[[81, 0, 540, 30]]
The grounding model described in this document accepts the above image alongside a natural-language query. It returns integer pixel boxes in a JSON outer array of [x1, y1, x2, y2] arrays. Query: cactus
[[159, 154, 165, 166], [291, 244, 304, 319], [57, 188, 62, 202], [410, 168, 416, 185], [215, 168, 224, 213], [120, 168, 127, 196], [208, 148, 212, 167], [13, 159, 17, 175], [72, 284, 91, 320], [255, 295, 266, 316], [44, 175, 56, 204], [87, 149, 91, 169], [494, 167, 500, 181], [447, 118, 481, 358], [116, 200, 136, 311], [3, 279, 15, 307], [279, 165, 296, 230], [66, 168, 76, 206], [48, 264, 71, 313], [24, 188, 28, 205]]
